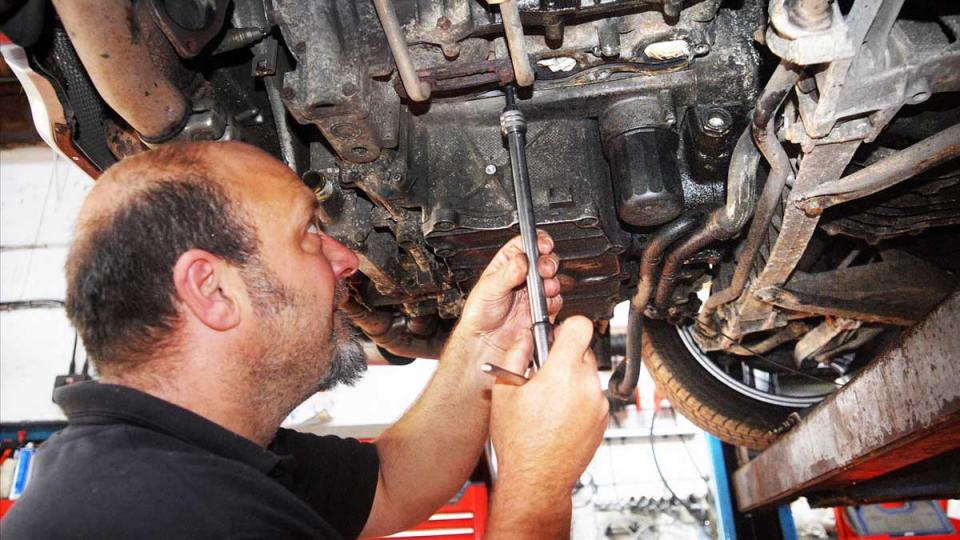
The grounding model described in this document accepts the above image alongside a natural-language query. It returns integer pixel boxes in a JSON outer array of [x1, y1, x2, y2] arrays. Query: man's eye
[[307, 223, 321, 235]]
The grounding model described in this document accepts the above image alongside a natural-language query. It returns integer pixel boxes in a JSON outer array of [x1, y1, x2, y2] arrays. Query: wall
[[1, 147, 92, 422]]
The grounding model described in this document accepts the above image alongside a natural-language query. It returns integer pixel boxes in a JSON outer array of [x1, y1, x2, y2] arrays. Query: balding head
[[65, 142, 280, 375]]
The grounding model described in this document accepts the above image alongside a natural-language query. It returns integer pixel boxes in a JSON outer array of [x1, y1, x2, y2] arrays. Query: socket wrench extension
[[500, 86, 551, 370]]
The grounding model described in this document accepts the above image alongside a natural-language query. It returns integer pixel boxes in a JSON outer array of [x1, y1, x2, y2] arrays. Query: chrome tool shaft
[[501, 86, 551, 370]]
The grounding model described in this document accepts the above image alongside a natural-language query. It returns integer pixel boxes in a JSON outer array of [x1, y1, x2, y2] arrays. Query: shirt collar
[[55, 382, 285, 475]]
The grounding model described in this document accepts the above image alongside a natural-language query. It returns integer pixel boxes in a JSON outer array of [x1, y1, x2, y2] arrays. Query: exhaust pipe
[[52, 0, 190, 142]]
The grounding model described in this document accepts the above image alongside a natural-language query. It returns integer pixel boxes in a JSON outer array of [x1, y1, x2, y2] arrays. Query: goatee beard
[[315, 310, 368, 391]]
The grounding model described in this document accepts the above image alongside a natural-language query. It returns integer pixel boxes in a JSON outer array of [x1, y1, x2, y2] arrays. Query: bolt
[[432, 208, 458, 232], [800, 199, 823, 217], [576, 216, 599, 228], [485, 164, 497, 175], [279, 87, 296, 100], [693, 43, 710, 56], [702, 108, 732, 135]]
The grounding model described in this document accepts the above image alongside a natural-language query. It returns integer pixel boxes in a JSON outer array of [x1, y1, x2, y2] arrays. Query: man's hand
[[455, 230, 562, 360], [487, 316, 608, 537], [361, 231, 567, 538]]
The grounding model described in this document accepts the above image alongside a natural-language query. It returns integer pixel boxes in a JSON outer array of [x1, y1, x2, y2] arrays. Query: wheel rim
[[676, 324, 836, 407]]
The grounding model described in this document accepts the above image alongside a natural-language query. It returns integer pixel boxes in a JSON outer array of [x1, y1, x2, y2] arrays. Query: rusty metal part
[[52, 0, 190, 141], [820, 174, 960, 244], [725, 141, 862, 338], [797, 123, 960, 214], [701, 63, 801, 317], [713, 2, 959, 341], [724, 321, 809, 356], [103, 118, 147, 160], [608, 214, 700, 400], [756, 251, 958, 327], [656, 63, 801, 310], [792, 317, 860, 365], [148, 0, 230, 58], [342, 298, 445, 359], [212, 27, 268, 56], [492, 0, 535, 87], [315, 114, 384, 165], [765, 0, 852, 65], [793, 0, 960, 142], [394, 60, 515, 99], [373, 0, 431, 102], [788, 0, 831, 30], [732, 290, 960, 511]]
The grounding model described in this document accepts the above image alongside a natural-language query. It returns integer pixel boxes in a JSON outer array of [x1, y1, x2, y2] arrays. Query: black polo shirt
[[2, 382, 380, 539]]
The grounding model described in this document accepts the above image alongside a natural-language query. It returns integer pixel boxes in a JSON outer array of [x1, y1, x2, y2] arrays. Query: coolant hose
[[609, 214, 700, 400]]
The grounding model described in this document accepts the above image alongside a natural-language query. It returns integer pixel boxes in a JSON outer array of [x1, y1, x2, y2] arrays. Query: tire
[[642, 318, 799, 449]]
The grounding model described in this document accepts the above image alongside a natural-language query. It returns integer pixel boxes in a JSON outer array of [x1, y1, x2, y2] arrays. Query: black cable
[[0, 299, 66, 312], [68, 332, 78, 374], [667, 407, 710, 485], [649, 408, 709, 535]]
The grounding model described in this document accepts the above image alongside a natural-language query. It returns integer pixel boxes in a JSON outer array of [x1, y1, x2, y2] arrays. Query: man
[[3, 142, 608, 538]]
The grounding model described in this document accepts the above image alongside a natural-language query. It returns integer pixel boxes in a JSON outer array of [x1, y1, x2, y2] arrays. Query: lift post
[[733, 291, 960, 511]]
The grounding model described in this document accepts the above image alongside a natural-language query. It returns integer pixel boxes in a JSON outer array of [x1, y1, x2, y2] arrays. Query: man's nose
[[323, 235, 360, 279]]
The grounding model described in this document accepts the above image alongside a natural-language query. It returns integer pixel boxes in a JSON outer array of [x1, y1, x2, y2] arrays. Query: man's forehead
[[79, 142, 302, 225], [218, 150, 310, 208]]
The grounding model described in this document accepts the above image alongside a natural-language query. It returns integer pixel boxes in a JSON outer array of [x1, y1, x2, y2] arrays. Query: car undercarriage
[[3, 0, 958, 448]]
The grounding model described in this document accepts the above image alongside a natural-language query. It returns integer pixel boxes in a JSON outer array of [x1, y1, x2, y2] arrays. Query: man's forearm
[[487, 467, 573, 539], [370, 331, 496, 532]]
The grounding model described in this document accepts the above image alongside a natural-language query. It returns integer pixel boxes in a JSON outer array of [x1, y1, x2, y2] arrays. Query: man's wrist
[[443, 322, 505, 365], [488, 471, 573, 537]]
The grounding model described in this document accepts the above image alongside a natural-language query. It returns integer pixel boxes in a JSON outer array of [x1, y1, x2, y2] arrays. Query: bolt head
[[702, 108, 732, 135], [485, 164, 497, 175]]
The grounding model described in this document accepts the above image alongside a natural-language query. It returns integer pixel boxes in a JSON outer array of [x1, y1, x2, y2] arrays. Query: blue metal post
[[707, 434, 737, 540], [778, 504, 799, 540]]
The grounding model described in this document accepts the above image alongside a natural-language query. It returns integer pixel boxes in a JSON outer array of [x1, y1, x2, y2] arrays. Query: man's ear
[[172, 249, 242, 331]]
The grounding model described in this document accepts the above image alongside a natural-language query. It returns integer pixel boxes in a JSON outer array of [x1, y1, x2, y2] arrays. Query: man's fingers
[[543, 277, 561, 298], [544, 316, 595, 367], [475, 250, 527, 298], [546, 292, 563, 317], [581, 346, 599, 370], [497, 230, 554, 258], [538, 253, 559, 279], [536, 230, 554, 256], [499, 333, 533, 375], [475, 231, 557, 299]]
